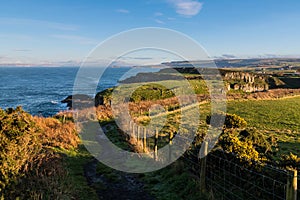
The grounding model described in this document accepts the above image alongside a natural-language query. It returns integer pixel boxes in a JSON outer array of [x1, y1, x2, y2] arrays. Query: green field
[[227, 97, 300, 133], [226, 96, 300, 156], [120, 78, 299, 155]]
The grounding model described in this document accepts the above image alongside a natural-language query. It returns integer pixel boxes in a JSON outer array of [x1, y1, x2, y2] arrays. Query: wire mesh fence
[[125, 120, 297, 200], [206, 151, 290, 200]]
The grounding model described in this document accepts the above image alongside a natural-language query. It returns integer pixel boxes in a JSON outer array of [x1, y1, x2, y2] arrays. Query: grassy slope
[[61, 145, 99, 200]]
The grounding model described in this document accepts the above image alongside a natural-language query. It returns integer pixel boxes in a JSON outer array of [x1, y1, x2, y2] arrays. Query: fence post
[[137, 126, 140, 142], [143, 128, 147, 152], [129, 121, 132, 134], [199, 141, 208, 193], [154, 128, 158, 161], [286, 169, 297, 200], [169, 131, 174, 162], [132, 123, 136, 140]]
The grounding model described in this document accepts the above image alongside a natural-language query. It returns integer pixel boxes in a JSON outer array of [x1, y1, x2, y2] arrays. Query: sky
[[0, 0, 300, 66]]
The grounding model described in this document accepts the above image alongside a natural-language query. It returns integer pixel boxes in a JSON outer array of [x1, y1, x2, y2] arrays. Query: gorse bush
[[206, 113, 273, 164], [0, 107, 41, 192], [280, 153, 300, 170], [33, 116, 79, 149], [219, 130, 265, 164], [239, 129, 274, 154], [0, 107, 80, 199], [206, 113, 247, 128]]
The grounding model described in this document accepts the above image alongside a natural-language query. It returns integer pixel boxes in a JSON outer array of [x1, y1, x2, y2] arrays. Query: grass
[[88, 119, 209, 200], [33, 76, 297, 199], [65, 80, 298, 199], [60, 145, 99, 200], [129, 89, 300, 158], [142, 159, 208, 200], [103, 79, 209, 104], [226, 96, 300, 133], [198, 96, 300, 157]]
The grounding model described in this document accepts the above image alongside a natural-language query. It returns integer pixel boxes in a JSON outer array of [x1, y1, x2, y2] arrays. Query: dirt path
[[84, 159, 154, 200], [83, 124, 155, 200]]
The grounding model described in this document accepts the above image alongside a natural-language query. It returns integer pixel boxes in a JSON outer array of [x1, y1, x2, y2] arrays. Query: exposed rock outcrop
[[61, 94, 94, 109], [223, 71, 269, 92]]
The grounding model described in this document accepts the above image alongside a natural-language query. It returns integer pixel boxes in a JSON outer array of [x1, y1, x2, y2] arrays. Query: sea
[[0, 66, 160, 117]]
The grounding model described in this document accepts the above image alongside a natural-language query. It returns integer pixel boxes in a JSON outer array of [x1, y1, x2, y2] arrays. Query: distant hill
[[159, 58, 300, 68]]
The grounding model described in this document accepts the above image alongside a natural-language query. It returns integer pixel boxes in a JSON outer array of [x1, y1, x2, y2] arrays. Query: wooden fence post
[[143, 128, 147, 153], [169, 131, 174, 162], [199, 141, 208, 193], [154, 128, 158, 161], [286, 169, 297, 200], [137, 126, 140, 142], [129, 121, 132, 134], [132, 123, 136, 140]]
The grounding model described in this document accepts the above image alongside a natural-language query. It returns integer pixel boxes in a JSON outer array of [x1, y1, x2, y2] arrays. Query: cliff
[[223, 71, 269, 92]]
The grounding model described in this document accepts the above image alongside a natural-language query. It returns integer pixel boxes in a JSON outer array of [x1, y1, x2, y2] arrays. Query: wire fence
[[178, 149, 296, 200], [124, 121, 297, 200], [205, 151, 289, 200]]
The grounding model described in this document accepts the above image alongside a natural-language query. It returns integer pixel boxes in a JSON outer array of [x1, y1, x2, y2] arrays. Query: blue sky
[[1, 0, 300, 66]]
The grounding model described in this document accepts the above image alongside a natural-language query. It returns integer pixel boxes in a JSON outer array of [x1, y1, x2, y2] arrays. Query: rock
[[61, 94, 94, 109], [95, 95, 104, 106], [224, 71, 268, 92]]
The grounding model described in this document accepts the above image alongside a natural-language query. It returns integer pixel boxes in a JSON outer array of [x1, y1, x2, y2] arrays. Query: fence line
[[125, 120, 297, 200], [205, 151, 289, 200]]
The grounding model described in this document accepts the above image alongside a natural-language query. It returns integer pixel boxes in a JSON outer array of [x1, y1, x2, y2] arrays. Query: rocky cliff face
[[223, 71, 269, 92]]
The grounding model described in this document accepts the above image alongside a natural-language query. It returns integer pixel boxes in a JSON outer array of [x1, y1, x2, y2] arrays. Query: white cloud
[[154, 12, 163, 16], [168, 0, 203, 17], [0, 18, 79, 31], [13, 49, 32, 52], [167, 17, 176, 20], [51, 34, 97, 45], [116, 9, 130, 14], [0, 56, 84, 67], [0, 34, 32, 40], [155, 19, 165, 24]]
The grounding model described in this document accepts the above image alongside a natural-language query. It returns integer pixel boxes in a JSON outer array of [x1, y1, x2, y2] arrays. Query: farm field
[[227, 96, 300, 133], [227, 96, 300, 156]]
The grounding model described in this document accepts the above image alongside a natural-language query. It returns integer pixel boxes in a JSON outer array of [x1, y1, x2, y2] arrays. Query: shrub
[[0, 107, 41, 192], [206, 113, 247, 129], [130, 84, 175, 102], [0, 107, 80, 198], [218, 130, 264, 164], [34, 116, 80, 150], [239, 129, 273, 154], [280, 153, 300, 170]]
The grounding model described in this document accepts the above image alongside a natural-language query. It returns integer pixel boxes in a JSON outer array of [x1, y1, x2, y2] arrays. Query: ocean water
[[0, 66, 159, 116]]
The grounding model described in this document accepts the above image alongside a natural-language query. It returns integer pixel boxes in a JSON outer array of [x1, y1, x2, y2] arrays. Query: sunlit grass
[[226, 96, 300, 132]]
